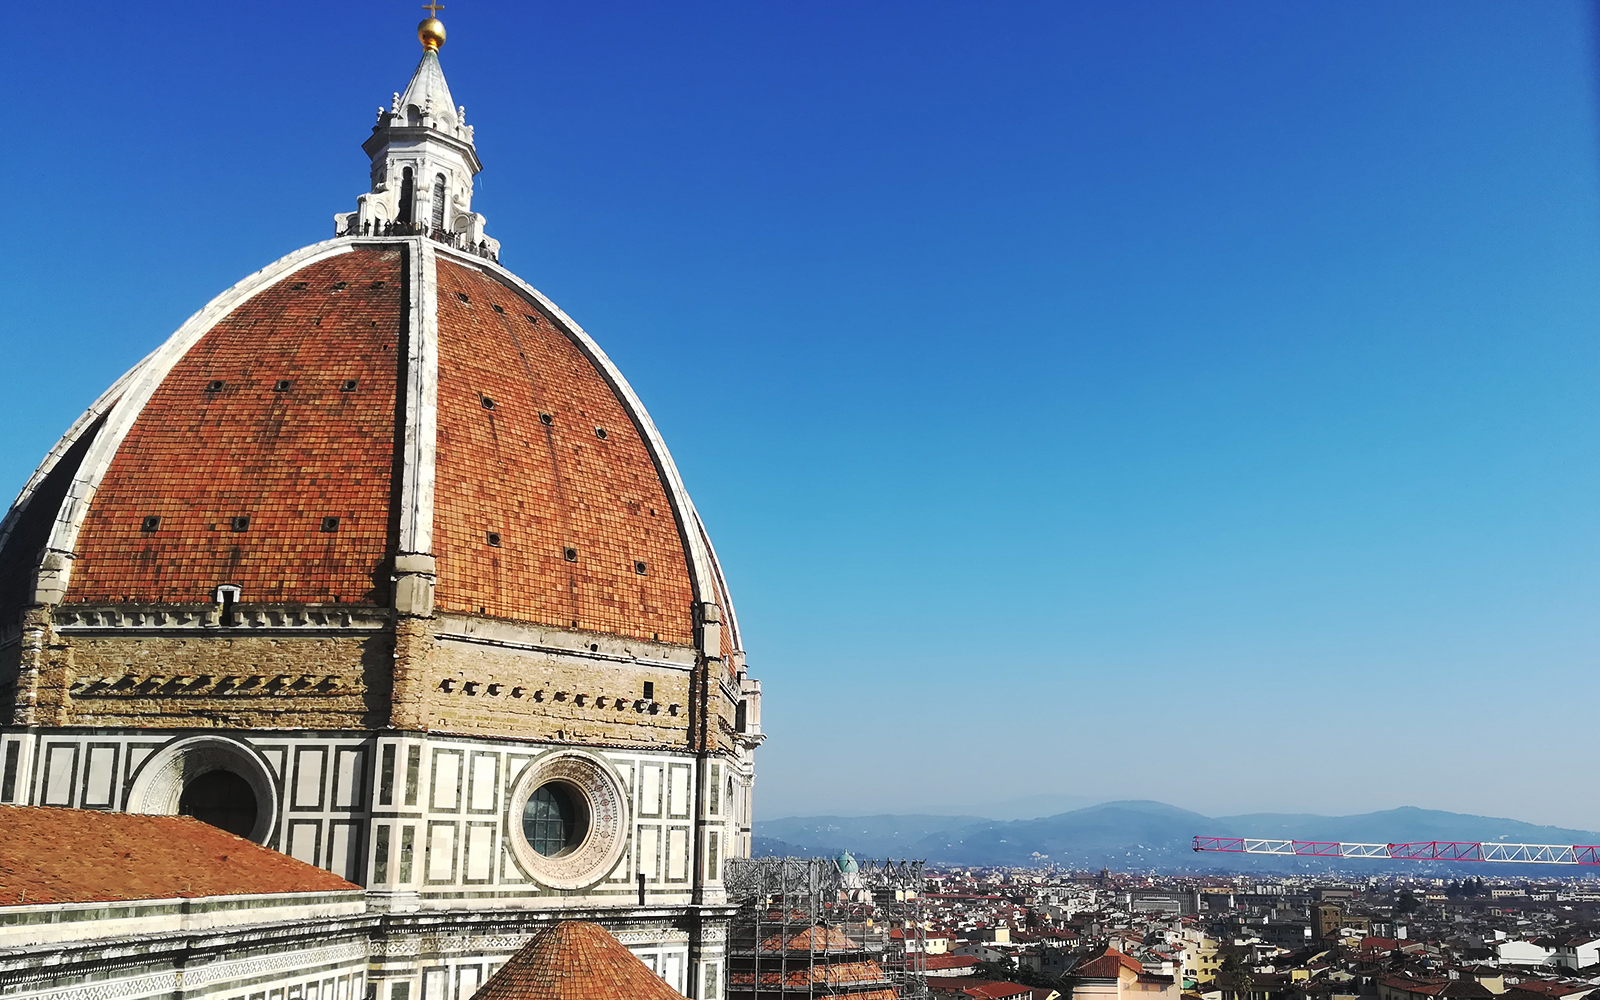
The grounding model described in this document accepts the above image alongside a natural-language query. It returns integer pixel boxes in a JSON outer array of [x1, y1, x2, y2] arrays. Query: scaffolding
[[725, 857, 930, 1000]]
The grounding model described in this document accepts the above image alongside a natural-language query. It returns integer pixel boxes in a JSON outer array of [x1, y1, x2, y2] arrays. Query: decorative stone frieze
[[55, 605, 391, 633]]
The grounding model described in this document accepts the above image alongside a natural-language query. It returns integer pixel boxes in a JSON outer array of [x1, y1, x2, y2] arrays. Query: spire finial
[[418, 4, 446, 51]]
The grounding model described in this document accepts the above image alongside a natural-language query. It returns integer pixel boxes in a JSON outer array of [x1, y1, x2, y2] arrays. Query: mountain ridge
[[754, 800, 1600, 874]]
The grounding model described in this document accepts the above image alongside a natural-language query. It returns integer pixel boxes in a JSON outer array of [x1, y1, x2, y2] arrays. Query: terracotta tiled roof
[[431, 261, 695, 644], [930, 981, 1035, 1000], [730, 960, 890, 988], [7, 248, 717, 651], [758, 926, 858, 953], [0, 805, 357, 905], [1504, 985, 1593, 999], [925, 956, 981, 971], [1376, 974, 1493, 998], [1073, 947, 1144, 980], [66, 251, 404, 607], [475, 922, 687, 1000]]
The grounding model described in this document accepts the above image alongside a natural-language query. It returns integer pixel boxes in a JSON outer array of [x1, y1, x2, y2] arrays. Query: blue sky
[[5, 3, 1600, 829]]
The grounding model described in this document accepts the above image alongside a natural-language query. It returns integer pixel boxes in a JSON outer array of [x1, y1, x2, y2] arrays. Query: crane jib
[[1191, 836, 1600, 864]]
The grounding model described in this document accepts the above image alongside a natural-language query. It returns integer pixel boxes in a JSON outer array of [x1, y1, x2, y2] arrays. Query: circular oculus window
[[507, 750, 629, 889]]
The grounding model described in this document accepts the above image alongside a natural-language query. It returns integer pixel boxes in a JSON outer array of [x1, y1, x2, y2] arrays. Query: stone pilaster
[[9, 606, 52, 727]]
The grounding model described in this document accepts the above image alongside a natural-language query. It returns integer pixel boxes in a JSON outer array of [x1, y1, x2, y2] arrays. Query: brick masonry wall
[[431, 262, 695, 645], [420, 634, 692, 747], [53, 632, 392, 729], [66, 250, 405, 608]]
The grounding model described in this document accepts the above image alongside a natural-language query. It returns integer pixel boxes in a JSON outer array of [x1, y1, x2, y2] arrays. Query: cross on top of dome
[[418, 4, 446, 52]]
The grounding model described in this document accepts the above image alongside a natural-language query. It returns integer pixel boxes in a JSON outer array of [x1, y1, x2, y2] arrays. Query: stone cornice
[[53, 604, 391, 635]]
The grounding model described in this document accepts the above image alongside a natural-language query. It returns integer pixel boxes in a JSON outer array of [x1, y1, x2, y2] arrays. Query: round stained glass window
[[505, 751, 628, 889], [522, 781, 588, 857]]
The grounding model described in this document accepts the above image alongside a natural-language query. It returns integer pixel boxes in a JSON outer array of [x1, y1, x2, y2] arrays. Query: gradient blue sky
[[5, 3, 1600, 828]]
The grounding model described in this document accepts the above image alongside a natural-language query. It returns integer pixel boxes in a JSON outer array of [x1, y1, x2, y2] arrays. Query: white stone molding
[[179, 939, 368, 989], [694, 512, 745, 661], [398, 239, 439, 559], [390, 237, 440, 617], [0, 354, 152, 559], [504, 749, 631, 891], [55, 604, 389, 632], [125, 734, 281, 844], [10, 940, 368, 1000], [28, 240, 360, 604]]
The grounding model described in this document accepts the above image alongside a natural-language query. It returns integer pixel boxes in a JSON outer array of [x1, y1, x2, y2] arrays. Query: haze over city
[[5, 1, 1599, 832]]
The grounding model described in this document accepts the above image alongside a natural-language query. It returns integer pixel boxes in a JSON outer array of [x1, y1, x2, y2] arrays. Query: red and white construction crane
[[1192, 836, 1600, 866]]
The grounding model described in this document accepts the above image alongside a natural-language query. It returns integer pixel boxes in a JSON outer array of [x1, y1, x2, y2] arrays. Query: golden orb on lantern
[[418, 17, 446, 51]]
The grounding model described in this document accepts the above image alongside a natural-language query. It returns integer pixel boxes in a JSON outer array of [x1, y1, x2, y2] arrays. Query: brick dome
[[0, 237, 741, 659]]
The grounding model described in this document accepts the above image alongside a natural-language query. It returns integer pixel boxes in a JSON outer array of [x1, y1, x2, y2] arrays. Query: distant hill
[[757, 814, 991, 859], [753, 801, 1600, 875]]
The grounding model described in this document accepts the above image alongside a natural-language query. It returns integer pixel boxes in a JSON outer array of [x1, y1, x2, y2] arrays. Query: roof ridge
[[474, 921, 688, 1000]]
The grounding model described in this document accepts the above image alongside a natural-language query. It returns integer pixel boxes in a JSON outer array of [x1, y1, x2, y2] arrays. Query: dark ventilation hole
[[231, 516, 251, 532], [539, 413, 554, 426], [643, 681, 655, 701], [332, 281, 348, 291], [594, 427, 608, 440], [524, 314, 540, 325], [321, 516, 341, 533], [178, 770, 258, 839], [563, 547, 578, 562], [341, 379, 359, 392], [290, 282, 309, 291], [273, 380, 292, 392], [481, 396, 496, 410], [141, 515, 162, 533], [492, 304, 505, 314], [205, 380, 225, 392], [371, 280, 388, 290], [634, 560, 647, 576], [487, 532, 502, 547], [589, 643, 599, 652], [215, 585, 241, 625], [456, 292, 471, 303]]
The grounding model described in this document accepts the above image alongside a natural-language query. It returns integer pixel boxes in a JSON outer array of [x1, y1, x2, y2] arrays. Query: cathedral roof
[[0, 238, 739, 657], [473, 921, 688, 1000], [0, 32, 745, 669], [0, 805, 357, 904]]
